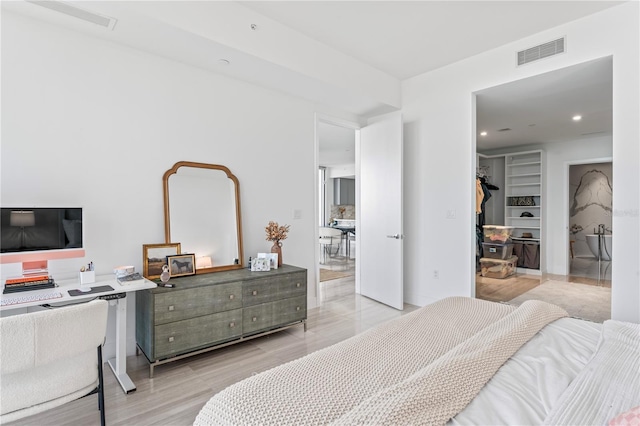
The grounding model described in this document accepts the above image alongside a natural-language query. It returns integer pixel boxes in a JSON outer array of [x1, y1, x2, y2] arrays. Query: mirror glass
[[164, 162, 244, 273]]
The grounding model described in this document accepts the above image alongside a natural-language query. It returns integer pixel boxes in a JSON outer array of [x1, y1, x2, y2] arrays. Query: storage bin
[[480, 256, 517, 279], [481, 243, 514, 260], [483, 225, 515, 243]]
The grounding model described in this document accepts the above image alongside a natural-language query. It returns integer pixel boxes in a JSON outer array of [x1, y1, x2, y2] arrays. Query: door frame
[[563, 156, 613, 276], [314, 114, 361, 302]]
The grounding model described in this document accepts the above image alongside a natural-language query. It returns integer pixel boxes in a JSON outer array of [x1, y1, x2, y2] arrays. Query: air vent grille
[[517, 37, 565, 66]]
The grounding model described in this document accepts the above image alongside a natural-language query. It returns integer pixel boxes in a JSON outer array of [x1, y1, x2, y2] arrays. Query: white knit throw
[[194, 297, 567, 426]]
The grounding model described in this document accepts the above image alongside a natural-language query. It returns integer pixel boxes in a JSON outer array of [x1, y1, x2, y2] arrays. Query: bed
[[194, 297, 639, 425]]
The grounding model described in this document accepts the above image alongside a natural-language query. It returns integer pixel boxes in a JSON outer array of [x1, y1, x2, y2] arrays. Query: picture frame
[[167, 253, 196, 277], [251, 257, 271, 272], [143, 243, 181, 279], [258, 252, 278, 269]]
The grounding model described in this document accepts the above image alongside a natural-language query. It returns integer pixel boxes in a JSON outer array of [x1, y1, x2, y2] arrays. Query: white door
[[359, 111, 403, 310]]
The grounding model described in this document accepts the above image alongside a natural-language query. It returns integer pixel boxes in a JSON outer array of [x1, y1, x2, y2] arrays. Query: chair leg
[[97, 346, 106, 426]]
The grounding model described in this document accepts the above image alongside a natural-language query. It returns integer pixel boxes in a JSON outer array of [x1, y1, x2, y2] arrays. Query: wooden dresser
[[136, 264, 307, 377]]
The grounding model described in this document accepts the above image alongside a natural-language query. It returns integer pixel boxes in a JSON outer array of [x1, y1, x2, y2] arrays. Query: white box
[[80, 270, 95, 285]]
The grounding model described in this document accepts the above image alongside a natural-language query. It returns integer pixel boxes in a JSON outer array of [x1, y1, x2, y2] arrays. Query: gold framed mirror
[[163, 161, 244, 274]]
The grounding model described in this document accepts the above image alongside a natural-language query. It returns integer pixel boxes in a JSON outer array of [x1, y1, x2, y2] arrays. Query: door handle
[[386, 234, 403, 239]]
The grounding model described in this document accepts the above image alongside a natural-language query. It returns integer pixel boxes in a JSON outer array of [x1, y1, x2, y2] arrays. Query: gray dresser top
[[150, 264, 306, 294]]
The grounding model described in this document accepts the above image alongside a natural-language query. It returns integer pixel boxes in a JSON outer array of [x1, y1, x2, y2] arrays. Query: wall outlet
[[433, 270, 439, 279], [293, 209, 302, 219]]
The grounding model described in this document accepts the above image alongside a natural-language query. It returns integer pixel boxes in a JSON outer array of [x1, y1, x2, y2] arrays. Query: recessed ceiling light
[[480, 131, 487, 136], [572, 115, 582, 121]]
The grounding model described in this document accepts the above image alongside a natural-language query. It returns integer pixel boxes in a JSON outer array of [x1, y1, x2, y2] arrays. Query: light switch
[[293, 209, 302, 219]]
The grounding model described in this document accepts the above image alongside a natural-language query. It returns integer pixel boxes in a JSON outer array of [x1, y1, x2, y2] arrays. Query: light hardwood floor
[[476, 271, 612, 303], [6, 262, 417, 426]]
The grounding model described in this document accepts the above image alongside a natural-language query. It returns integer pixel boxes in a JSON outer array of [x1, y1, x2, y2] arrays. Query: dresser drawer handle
[[296, 306, 301, 311], [168, 336, 174, 343], [252, 290, 258, 296], [252, 316, 257, 322], [229, 322, 235, 328], [229, 294, 235, 300], [296, 283, 301, 288], [168, 305, 175, 311]]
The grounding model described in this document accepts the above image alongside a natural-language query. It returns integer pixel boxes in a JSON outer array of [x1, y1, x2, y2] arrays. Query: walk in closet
[[477, 150, 544, 274]]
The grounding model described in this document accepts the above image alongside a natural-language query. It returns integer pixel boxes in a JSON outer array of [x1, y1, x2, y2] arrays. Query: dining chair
[[319, 227, 343, 263]]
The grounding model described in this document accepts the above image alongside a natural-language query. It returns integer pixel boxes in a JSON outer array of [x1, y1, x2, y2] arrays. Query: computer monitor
[[0, 207, 85, 272]]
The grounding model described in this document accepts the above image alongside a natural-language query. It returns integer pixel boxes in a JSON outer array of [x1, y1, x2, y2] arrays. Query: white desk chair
[[0, 299, 109, 425], [319, 227, 343, 263]]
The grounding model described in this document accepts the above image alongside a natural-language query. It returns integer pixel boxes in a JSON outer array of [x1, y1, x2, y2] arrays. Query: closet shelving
[[504, 150, 543, 274]]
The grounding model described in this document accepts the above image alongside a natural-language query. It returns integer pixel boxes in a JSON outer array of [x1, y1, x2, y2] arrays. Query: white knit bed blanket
[[194, 297, 567, 426], [544, 320, 640, 425]]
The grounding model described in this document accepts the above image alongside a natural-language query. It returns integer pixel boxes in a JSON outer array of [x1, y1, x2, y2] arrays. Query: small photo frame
[[143, 243, 181, 279], [167, 253, 196, 277], [258, 252, 278, 269], [251, 257, 271, 272]]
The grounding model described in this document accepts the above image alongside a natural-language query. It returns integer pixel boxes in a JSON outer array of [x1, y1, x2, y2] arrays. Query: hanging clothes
[[478, 181, 492, 229], [476, 178, 484, 214]]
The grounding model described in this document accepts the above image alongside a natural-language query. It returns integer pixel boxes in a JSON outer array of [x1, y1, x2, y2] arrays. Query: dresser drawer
[[272, 296, 307, 327], [154, 282, 242, 325], [154, 309, 242, 359], [242, 303, 273, 335], [243, 278, 279, 307], [277, 272, 307, 299]]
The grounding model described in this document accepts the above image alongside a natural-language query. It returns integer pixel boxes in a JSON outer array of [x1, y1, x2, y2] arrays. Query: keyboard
[[0, 291, 63, 307]]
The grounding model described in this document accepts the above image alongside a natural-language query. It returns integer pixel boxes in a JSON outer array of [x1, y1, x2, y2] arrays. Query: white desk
[[0, 274, 156, 394]]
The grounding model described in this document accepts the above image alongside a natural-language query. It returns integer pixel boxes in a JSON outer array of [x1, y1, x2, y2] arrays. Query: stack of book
[[3, 275, 56, 294]]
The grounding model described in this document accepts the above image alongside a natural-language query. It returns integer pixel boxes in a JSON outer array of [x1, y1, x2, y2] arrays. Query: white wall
[[546, 137, 612, 273], [402, 2, 639, 322], [0, 11, 355, 356]]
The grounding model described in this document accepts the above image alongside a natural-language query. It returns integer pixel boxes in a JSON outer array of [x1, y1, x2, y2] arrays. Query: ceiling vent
[[27, 1, 117, 30], [497, 128, 512, 132], [517, 37, 565, 66]]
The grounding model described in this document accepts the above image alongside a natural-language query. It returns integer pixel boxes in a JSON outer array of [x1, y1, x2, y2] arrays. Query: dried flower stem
[[265, 221, 290, 242]]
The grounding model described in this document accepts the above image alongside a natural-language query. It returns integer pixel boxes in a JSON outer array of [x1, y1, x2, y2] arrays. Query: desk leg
[[107, 296, 137, 394]]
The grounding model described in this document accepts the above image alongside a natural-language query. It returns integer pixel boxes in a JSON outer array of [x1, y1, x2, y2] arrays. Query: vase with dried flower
[[265, 221, 290, 267]]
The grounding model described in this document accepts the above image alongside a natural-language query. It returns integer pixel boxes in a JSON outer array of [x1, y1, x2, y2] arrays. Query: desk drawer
[[154, 309, 242, 359], [154, 282, 242, 325]]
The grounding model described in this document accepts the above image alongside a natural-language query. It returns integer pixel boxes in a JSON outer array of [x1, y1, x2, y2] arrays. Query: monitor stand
[[22, 260, 49, 277]]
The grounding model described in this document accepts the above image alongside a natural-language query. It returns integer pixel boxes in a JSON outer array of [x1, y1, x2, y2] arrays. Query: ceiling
[[3, 0, 620, 161], [241, 1, 621, 80], [476, 56, 613, 151]]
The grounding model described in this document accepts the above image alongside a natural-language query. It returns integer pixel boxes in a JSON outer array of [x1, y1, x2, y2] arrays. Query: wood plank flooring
[[5, 264, 417, 426], [475, 271, 612, 303]]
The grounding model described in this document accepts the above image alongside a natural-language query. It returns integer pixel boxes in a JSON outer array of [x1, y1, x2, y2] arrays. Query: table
[[331, 225, 355, 258], [0, 274, 156, 394]]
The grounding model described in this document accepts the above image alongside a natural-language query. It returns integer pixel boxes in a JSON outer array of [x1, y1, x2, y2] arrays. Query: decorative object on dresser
[[143, 243, 181, 279], [251, 257, 270, 272], [265, 221, 289, 267], [166, 253, 196, 277], [135, 265, 307, 377], [163, 161, 244, 273]]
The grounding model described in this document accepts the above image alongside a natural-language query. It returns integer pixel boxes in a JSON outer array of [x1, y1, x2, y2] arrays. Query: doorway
[[316, 117, 358, 304], [473, 57, 613, 323], [567, 159, 613, 285]]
